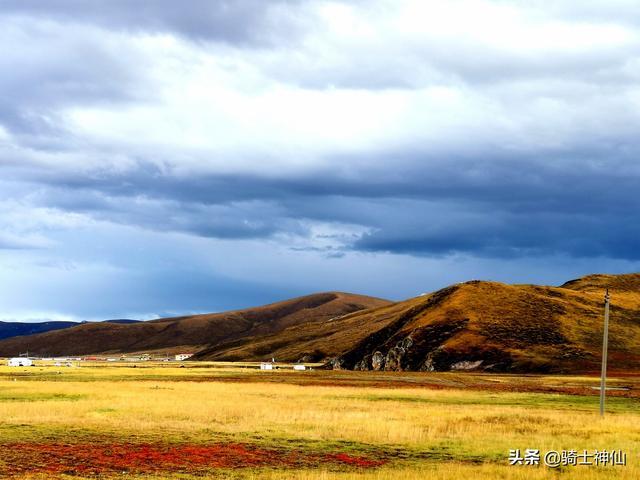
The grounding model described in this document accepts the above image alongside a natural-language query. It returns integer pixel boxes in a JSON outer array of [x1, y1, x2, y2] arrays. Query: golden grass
[[0, 365, 639, 479]]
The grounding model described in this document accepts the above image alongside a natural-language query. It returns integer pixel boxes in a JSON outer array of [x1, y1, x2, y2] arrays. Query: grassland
[[0, 362, 639, 479]]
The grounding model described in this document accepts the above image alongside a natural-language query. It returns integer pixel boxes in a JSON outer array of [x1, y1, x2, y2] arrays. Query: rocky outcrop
[[343, 315, 472, 372], [331, 313, 518, 373], [328, 357, 344, 370], [332, 286, 460, 371], [419, 347, 442, 372], [354, 354, 371, 371], [450, 360, 484, 371], [383, 337, 413, 371], [353, 350, 387, 371], [371, 351, 385, 370]]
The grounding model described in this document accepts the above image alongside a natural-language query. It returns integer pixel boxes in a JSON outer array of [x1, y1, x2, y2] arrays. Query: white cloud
[[47, 0, 637, 180], [2, 1, 640, 319]]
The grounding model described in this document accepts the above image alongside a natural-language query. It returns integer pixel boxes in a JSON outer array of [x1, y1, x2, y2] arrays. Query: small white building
[[8, 357, 33, 367], [260, 362, 273, 370], [175, 353, 194, 361], [293, 364, 306, 371]]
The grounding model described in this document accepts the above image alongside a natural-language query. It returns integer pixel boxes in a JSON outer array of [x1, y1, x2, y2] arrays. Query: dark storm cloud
[[2, 0, 639, 324], [0, 0, 305, 46], [354, 206, 640, 260], [17, 140, 638, 209], [7, 136, 640, 261], [7, 170, 307, 241], [2, 0, 639, 271]]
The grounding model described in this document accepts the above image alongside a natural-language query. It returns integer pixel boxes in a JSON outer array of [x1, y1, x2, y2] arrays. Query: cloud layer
[[1, 0, 639, 320]]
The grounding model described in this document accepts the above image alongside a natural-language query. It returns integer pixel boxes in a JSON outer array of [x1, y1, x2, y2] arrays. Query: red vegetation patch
[[0, 442, 386, 476]]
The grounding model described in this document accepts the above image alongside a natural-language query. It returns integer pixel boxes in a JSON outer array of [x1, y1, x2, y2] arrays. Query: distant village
[[6, 352, 195, 367], [5, 354, 311, 371]]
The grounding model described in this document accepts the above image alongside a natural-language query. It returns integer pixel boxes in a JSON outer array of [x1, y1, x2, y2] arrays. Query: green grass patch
[[0, 392, 86, 402], [344, 392, 640, 413]]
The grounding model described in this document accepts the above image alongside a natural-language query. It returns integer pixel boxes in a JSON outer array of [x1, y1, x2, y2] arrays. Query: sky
[[1, 0, 640, 322]]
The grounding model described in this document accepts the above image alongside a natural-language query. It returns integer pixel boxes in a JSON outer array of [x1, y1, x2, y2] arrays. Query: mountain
[[193, 273, 640, 373], [1, 274, 638, 373], [326, 273, 640, 373], [0, 319, 141, 343], [0, 321, 78, 341], [101, 319, 140, 325], [0, 293, 390, 358]]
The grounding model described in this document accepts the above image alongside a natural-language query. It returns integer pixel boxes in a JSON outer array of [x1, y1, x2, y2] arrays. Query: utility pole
[[599, 288, 610, 417]]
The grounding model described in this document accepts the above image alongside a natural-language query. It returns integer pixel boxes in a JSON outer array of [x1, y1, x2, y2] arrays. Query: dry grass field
[[0, 362, 639, 479]]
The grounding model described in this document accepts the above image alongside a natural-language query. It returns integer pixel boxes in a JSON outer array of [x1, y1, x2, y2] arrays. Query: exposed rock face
[[354, 350, 387, 371], [450, 360, 483, 371], [420, 348, 439, 372], [383, 337, 413, 371], [371, 351, 385, 371], [347, 317, 472, 372], [337, 315, 474, 373], [334, 286, 459, 371], [354, 354, 371, 371], [421, 359, 434, 372], [384, 348, 403, 371], [353, 339, 416, 372], [329, 357, 343, 370]]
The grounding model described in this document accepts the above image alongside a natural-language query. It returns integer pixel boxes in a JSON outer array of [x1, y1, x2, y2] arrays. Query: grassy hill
[[195, 273, 640, 373], [329, 273, 640, 373], [0, 319, 140, 342], [0, 292, 389, 358], [0, 321, 78, 341], [1, 273, 638, 373]]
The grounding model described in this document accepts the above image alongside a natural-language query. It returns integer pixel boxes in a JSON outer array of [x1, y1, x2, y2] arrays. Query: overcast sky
[[1, 0, 639, 322]]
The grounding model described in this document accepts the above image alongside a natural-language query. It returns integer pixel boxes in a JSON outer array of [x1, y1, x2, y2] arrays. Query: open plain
[[0, 362, 639, 479]]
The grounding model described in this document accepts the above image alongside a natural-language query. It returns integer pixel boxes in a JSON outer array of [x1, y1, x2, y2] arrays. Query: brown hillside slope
[[561, 272, 640, 295], [2, 273, 638, 373], [330, 274, 640, 373], [193, 295, 425, 362], [0, 292, 390, 357]]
